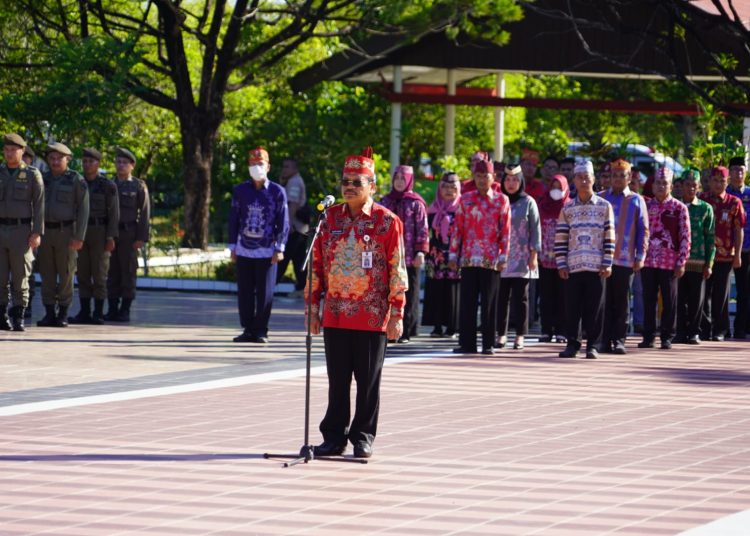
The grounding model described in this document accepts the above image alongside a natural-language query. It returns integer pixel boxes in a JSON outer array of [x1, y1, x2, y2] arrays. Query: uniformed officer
[[37, 142, 89, 327], [22, 145, 38, 319], [105, 148, 149, 322], [0, 134, 44, 331], [69, 148, 119, 325]]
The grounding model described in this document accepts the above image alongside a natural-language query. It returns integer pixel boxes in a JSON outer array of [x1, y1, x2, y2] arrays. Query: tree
[[1, 0, 522, 248]]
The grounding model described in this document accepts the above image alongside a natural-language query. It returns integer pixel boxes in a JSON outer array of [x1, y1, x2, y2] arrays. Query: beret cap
[[3, 133, 26, 148], [46, 142, 72, 156]]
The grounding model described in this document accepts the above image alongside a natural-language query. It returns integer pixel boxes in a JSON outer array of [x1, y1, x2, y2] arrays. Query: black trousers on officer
[[603, 265, 634, 346], [276, 230, 307, 291], [677, 270, 705, 339], [642, 267, 678, 343], [459, 267, 500, 352], [701, 261, 733, 339], [321, 327, 386, 447], [236, 256, 277, 338], [539, 266, 565, 337], [564, 271, 605, 351], [403, 266, 420, 338], [733, 251, 750, 337], [496, 277, 529, 337]]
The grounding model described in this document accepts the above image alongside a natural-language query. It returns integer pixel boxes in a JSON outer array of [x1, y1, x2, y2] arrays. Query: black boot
[[10, 306, 25, 332], [68, 298, 92, 324], [116, 298, 132, 322], [54, 305, 70, 327], [37, 305, 58, 327], [91, 299, 105, 325], [104, 298, 120, 321], [0, 305, 11, 331]]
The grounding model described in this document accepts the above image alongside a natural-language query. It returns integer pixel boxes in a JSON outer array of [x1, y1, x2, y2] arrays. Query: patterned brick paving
[[1, 292, 749, 534]]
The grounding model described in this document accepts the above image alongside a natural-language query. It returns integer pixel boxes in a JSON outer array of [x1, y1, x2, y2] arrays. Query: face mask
[[549, 189, 564, 201], [249, 164, 266, 181]]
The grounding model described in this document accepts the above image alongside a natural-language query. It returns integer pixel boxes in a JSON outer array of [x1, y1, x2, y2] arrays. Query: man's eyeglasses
[[340, 178, 369, 188]]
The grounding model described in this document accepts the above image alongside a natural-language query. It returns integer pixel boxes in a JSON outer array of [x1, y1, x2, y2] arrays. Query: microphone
[[316, 195, 336, 211]]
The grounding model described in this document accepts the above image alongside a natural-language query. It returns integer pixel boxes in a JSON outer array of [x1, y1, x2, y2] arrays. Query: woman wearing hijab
[[380, 165, 429, 343], [422, 172, 461, 338], [495, 165, 541, 350], [538, 174, 570, 343]]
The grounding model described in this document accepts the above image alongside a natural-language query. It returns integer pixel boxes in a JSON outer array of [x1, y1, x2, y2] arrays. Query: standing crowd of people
[[1, 133, 150, 332]]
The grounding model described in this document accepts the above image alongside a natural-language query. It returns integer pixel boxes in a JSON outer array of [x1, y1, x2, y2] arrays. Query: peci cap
[[610, 158, 632, 172], [115, 147, 136, 164], [711, 165, 729, 178], [473, 159, 494, 175], [82, 147, 102, 161], [46, 142, 72, 157], [343, 146, 376, 179], [729, 156, 746, 167], [248, 147, 269, 165], [4, 133, 26, 148]]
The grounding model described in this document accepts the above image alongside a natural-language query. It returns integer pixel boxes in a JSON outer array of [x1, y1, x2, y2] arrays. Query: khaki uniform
[[108, 177, 149, 301], [38, 169, 89, 307], [78, 175, 119, 299], [0, 163, 44, 308]]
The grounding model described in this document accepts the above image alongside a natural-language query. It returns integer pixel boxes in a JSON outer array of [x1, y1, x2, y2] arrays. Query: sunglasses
[[340, 178, 369, 188]]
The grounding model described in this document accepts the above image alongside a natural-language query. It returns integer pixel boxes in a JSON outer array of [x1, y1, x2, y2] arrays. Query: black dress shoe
[[613, 342, 627, 355], [352, 441, 372, 458], [585, 348, 599, 359], [481, 347, 495, 355], [687, 335, 701, 345], [637, 339, 655, 349], [397, 336, 410, 344], [660, 340, 672, 350], [233, 331, 254, 343], [253, 336, 269, 344], [558, 345, 578, 358], [452, 347, 474, 354], [313, 441, 346, 457], [711, 335, 725, 342], [733, 332, 746, 340]]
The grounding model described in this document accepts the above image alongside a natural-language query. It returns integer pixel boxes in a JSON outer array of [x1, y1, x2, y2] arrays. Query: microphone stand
[[264, 203, 367, 467]]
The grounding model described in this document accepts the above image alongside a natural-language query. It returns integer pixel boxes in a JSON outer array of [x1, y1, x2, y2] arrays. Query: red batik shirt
[[449, 189, 511, 271], [700, 191, 746, 262], [306, 200, 408, 332]]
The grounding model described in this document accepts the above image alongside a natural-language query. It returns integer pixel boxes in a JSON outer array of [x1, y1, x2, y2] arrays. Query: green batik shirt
[[684, 197, 716, 272]]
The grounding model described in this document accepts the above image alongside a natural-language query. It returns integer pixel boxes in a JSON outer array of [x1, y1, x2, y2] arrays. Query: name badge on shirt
[[722, 210, 729, 222], [362, 251, 373, 269]]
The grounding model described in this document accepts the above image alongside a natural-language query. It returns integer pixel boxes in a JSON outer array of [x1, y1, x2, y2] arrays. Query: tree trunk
[[181, 119, 216, 249]]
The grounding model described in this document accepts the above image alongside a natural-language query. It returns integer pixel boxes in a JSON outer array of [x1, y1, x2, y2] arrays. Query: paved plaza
[[2, 290, 750, 535]]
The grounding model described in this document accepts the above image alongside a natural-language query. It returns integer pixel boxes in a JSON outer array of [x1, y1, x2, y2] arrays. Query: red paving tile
[[2, 339, 750, 535]]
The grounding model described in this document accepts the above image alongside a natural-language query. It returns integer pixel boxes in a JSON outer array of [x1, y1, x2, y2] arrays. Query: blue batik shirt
[[228, 178, 289, 258]]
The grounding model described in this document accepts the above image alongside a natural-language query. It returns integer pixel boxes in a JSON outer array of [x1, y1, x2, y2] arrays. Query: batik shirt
[[502, 196, 541, 279], [700, 191, 746, 262], [684, 197, 715, 273], [644, 196, 690, 270], [228, 179, 289, 258], [379, 196, 429, 267], [554, 195, 615, 273], [601, 187, 649, 267], [306, 200, 407, 332], [426, 212, 460, 280], [449, 189, 511, 271], [727, 184, 750, 251]]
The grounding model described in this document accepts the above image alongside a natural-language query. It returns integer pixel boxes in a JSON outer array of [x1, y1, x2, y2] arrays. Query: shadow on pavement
[[0, 453, 265, 462]]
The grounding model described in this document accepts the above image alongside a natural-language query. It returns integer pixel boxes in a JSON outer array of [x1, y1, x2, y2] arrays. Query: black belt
[[119, 221, 137, 231], [0, 217, 31, 225], [88, 217, 107, 225], [45, 220, 74, 229]]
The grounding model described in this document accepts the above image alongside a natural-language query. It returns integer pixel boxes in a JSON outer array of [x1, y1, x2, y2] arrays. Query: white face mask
[[249, 164, 266, 181], [549, 188, 564, 201]]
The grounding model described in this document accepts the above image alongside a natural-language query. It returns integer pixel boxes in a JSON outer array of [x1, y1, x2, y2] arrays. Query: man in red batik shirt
[[306, 147, 408, 459]]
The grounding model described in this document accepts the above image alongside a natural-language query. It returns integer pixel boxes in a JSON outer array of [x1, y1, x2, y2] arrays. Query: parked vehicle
[[568, 142, 684, 178]]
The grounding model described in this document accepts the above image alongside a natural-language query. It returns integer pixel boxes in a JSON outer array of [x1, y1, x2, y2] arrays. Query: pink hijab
[[427, 173, 461, 243], [382, 165, 427, 206]]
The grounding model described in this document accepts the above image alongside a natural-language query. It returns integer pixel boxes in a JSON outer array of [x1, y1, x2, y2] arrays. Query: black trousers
[[733, 251, 750, 336], [702, 261, 733, 339], [459, 267, 500, 351], [496, 277, 530, 336], [564, 271, 605, 350], [321, 327, 386, 446], [539, 266, 565, 336], [422, 277, 459, 333], [403, 266, 421, 338], [603, 265, 634, 346], [276, 230, 307, 291], [642, 267, 678, 342], [677, 271, 705, 339], [236, 256, 277, 337]]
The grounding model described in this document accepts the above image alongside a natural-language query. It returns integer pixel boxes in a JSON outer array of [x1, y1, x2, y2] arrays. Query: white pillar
[[389, 65, 403, 175], [743, 117, 750, 167], [444, 69, 456, 156], [494, 72, 506, 162]]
